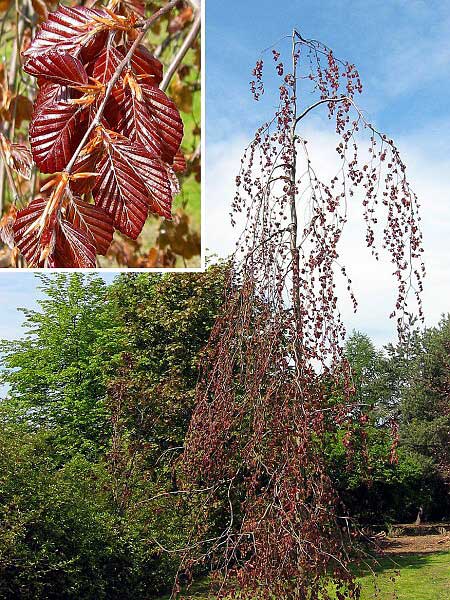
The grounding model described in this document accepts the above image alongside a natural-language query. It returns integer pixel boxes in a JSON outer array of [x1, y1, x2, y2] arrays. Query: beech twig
[[0, 137, 20, 205], [64, 0, 179, 174], [160, 9, 201, 92]]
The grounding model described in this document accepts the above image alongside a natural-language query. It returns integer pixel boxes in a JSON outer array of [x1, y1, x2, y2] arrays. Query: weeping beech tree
[[178, 31, 425, 599]]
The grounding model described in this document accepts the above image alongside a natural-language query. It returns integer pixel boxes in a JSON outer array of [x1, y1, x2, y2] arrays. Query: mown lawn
[[357, 551, 450, 600], [160, 551, 450, 599]]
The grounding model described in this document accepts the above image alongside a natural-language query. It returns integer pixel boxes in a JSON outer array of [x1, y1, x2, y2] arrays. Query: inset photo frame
[[0, 0, 203, 270]]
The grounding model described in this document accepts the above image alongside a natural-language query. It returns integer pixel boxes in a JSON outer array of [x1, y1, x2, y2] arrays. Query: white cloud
[[206, 121, 450, 347], [205, 135, 249, 258]]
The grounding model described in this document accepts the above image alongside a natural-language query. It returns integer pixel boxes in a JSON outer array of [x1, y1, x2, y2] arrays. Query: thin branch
[[0, 2, 26, 213], [186, 0, 200, 10], [135, 483, 218, 507], [294, 96, 350, 127], [160, 9, 201, 92], [0, 137, 20, 205]]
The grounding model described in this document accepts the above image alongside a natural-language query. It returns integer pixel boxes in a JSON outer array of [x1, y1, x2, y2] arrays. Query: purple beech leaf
[[0, 134, 33, 180], [23, 5, 109, 59], [116, 86, 164, 158], [16, 2, 186, 268], [93, 131, 172, 238], [13, 197, 51, 266], [13, 195, 100, 268], [93, 133, 150, 239], [92, 46, 124, 85], [29, 100, 88, 173], [117, 43, 163, 86], [70, 140, 104, 195], [142, 84, 184, 165], [63, 197, 114, 255], [33, 82, 71, 118], [24, 50, 88, 87], [54, 218, 97, 268]]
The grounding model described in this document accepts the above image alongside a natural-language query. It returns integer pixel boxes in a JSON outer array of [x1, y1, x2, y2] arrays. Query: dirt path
[[385, 534, 450, 555]]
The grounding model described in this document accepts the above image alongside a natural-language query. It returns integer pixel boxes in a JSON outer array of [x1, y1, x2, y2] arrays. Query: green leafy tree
[[0, 422, 180, 600], [400, 316, 450, 488], [0, 273, 119, 458], [329, 329, 450, 524], [108, 265, 227, 459], [0, 268, 227, 599]]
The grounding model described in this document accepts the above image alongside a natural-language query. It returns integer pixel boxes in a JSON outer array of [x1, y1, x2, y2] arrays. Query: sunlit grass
[[159, 551, 450, 600]]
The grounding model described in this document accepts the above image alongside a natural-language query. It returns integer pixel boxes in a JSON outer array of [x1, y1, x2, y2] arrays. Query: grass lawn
[[160, 551, 450, 599], [357, 551, 450, 600]]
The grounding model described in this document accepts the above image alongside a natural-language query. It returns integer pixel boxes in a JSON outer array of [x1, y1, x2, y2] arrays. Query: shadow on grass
[[159, 551, 450, 599], [356, 549, 450, 578], [353, 550, 450, 600]]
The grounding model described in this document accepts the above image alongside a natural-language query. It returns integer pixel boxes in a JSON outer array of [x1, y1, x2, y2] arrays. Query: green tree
[[108, 265, 227, 459], [0, 273, 118, 458], [330, 329, 450, 524], [0, 268, 228, 599], [0, 422, 180, 600], [401, 316, 450, 490]]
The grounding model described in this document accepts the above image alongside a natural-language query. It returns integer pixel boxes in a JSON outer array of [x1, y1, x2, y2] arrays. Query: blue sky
[[206, 0, 450, 345], [1, 1, 450, 348], [206, 0, 450, 144]]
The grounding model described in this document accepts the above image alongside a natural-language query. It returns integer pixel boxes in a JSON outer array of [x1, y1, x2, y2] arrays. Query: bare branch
[[294, 96, 350, 127], [160, 10, 201, 92]]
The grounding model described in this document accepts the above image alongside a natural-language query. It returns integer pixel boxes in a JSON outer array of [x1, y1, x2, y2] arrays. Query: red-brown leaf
[[9, 144, 33, 179], [31, 0, 49, 23], [13, 195, 98, 267], [128, 152, 173, 219], [53, 219, 97, 268], [117, 87, 164, 158], [33, 82, 71, 118], [168, 6, 193, 34], [9, 94, 33, 127], [142, 84, 183, 164], [92, 46, 124, 85], [117, 43, 163, 86], [24, 50, 88, 87], [91, 47, 127, 128], [23, 5, 109, 59], [64, 198, 113, 255], [0, 134, 33, 179], [70, 142, 104, 195], [173, 149, 187, 173], [29, 100, 88, 173], [93, 135, 150, 239], [0, 203, 17, 248], [115, 0, 145, 17], [13, 196, 49, 266], [110, 135, 173, 219], [93, 131, 172, 237]]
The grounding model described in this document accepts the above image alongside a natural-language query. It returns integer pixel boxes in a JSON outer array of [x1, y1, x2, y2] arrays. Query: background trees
[[400, 316, 450, 485], [337, 328, 450, 525], [0, 272, 449, 597], [108, 266, 226, 458], [1, 273, 115, 457], [0, 270, 227, 599]]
